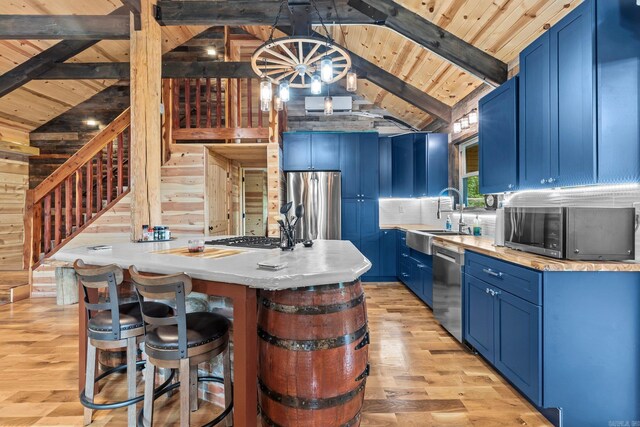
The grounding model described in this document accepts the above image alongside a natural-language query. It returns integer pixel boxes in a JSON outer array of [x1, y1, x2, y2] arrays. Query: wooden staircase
[[24, 108, 132, 269]]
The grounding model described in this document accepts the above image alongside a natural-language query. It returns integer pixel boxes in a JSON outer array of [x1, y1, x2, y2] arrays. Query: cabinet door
[[340, 134, 360, 199], [465, 275, 496, 362], [359, 134, 379, 199], [283, 133, 312, 171], [413, 135, 428, 197], [550, 0, 596, 187], [379, 229, 397, 277], [495, 290, 542, 406], [341, 199, 360, 246], [479, 77, 519, 194], [519, 33, 551, 189], [420, 263, 433, 307], [391, 134, 415, 197], [359, 199, 379, 278], [427, 133, 449, 196], [311, 133, 341, 170], [379, 137, 393, 198]]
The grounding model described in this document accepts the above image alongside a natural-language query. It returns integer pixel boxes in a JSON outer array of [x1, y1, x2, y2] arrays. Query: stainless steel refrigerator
[[286, 171, 341, 241]]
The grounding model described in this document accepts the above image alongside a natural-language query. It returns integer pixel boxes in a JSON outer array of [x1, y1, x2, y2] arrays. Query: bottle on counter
[[142, 225, 149, 241], [445, 215, 452, 231], [473, 215, 482, 236]]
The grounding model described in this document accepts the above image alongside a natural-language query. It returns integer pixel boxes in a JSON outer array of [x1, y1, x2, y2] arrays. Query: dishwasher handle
[[435, 251, 458, 264]]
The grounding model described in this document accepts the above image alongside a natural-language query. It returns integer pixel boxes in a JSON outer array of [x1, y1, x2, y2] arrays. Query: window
[[459, 139, 484, 208]]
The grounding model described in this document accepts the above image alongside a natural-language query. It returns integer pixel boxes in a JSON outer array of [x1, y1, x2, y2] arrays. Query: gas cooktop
[[205, 236, 292, 249]]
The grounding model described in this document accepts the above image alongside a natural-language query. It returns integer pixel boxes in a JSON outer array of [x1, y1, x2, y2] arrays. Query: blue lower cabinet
[[379, 229, 397, 278], [359, 200, 380, 278], [464, 274, 496, 362], [495, 290, 542, 406], [420, 264, 433, 307]]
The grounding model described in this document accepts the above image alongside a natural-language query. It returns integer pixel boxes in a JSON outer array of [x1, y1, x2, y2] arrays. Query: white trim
[[458, 137, 479, 193]]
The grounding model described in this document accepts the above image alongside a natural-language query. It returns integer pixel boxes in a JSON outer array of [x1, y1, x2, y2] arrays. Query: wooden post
[[161, 79, 173, 164], [269, 96, 280, 144], [130, 0, 162, 241]]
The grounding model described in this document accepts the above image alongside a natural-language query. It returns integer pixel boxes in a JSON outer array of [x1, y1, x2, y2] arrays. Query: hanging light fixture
[[310, 74, 322, 95], [279, 80, 290, 103], [453, 121, 462, 134], [274, 95, 284, 112], [261, 99, 271, 112], [468, 108, 478, 124], [260, 76, 272, 104], [320, 56, 334, 83], [460, 116, 470, 129], [346, 69, 357, 92], [324, 96, 334, 115]]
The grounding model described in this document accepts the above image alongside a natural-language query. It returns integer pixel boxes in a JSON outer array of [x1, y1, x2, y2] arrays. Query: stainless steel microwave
[[504, 207, 636, 260]]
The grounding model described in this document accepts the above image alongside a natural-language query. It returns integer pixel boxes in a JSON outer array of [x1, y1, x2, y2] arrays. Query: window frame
[[458, 137, 484, 210]]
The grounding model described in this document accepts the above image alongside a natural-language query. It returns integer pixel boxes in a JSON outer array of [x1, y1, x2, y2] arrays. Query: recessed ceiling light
[[85, 119, 97, 127], [206, 47, 217, 56]]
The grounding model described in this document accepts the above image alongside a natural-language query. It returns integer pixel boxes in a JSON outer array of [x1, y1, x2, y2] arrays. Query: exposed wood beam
[[279, 27, 452, 123], [0, 15, 130, 40], [347, 0, 508, 87], [0, 6, 128, 98], [120, 0, 142, 30], [155, 0, 373, 26], [37, 61, 258, 80]]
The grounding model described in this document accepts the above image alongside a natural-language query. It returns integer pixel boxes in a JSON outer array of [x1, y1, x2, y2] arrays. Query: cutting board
[[151, 247, 242, 259]]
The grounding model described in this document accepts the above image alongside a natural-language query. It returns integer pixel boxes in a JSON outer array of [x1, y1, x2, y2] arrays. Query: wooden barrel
[[258, 280, 369, 427]]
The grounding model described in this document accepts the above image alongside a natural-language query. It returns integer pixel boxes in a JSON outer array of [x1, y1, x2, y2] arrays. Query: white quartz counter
[[52, 236, 371, 290]]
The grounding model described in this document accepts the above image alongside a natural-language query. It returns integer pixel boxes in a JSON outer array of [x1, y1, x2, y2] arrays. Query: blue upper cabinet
[[391, 134, 415, 198], [340, 133, 360, 199], [413, 136, 427, 197], [426, 133, 449, 196], [340, 133, 379, 199], [519, 33, 551, 189], [479, 77, 519, 194], [311, 133, 341, 170], [550, 0, 596, 188], [379, 137, 392, 198], [283, 133, 312, 171], [596, 0, 640, 183], [359, 133, 380, 199]]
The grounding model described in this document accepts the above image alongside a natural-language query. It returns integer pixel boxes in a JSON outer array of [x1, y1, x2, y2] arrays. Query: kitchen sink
[[406, 229, 467, 255]]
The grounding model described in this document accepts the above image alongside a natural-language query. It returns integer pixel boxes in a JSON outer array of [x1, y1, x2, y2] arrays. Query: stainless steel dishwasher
[[432, 245, 464, 342]]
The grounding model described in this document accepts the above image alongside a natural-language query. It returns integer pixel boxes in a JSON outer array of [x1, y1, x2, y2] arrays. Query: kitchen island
[[53, 237, 371, 427]]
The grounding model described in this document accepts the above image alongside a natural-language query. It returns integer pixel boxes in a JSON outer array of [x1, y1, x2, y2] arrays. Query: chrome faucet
[[436, 187, 470, 234]]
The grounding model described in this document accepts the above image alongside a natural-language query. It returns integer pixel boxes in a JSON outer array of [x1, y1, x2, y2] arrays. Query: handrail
[[34, 107, 131, 202]]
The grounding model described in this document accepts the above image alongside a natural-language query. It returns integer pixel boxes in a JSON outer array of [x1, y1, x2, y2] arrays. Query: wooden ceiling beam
[[36, 61, 258, 80], [154, 0, 373, 26], [0, 15, 130, 40], [347, 0, 508, 87]]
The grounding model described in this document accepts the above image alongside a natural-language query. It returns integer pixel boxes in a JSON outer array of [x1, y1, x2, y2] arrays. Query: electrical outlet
[[398, 206, 405, 213]]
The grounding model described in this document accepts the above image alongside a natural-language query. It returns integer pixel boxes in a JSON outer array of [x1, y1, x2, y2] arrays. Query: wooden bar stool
[[74, 260, 172, 426], [129, 266, 233, 427]]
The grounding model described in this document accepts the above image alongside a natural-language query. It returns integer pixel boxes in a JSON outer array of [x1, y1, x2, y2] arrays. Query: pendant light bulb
[[260, 77, 272, 103], [453, 121, 462, 134], [261, 99, 271, 112], [320, 56, 333, 82], [324, 96, 333, 116], [346, 69, 357, 92], [279, 80, 290, 103], [274, 95, 284, 112], [468, 109, 478, 124], [310, 74, 322, 95]]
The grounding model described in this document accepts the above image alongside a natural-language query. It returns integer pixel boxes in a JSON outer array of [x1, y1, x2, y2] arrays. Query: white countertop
[[52, 236, 372, 290]]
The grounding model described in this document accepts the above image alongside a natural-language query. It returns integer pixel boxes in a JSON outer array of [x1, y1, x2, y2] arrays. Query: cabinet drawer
[[465, 252, 541, 305]]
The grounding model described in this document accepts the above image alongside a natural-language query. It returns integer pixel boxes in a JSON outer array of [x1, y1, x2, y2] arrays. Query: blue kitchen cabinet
[[495, 290, 542, 406], [359, 199, 380, 278], [341, 199, 360, 244], [340, 133, 379, 199], [283, 133, 312, 171], [421, 264, 433, 307], [397, 231, 410, 284], [596, 0, 640, 184], [550, 0, 596, 188], [479, 76, 519, 194], [427, 133, 449, 196], [340, 134, 360, 199], [391, 134, 414, 197], [379, 137, 392, 198], [464, 274, 496, 362], [379, 229, 397, 278], [519, 33, 551, 189], [311, 133, 341, 170]]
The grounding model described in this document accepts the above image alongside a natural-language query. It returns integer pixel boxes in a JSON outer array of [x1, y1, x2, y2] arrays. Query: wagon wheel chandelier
[[251, 0, 358, 114]]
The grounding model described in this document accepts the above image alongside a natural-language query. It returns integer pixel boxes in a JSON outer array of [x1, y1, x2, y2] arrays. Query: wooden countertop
[[431, 235, 640, 272], [379, 224, 442, 231]]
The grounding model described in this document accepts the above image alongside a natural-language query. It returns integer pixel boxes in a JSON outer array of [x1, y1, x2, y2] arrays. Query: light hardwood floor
[[0, 283, 551, 426]]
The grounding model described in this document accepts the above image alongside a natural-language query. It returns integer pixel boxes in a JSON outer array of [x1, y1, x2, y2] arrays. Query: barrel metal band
[[259, 378, 366, 410], [298, 280, 359, 292], [259, 293, 365, 315], [258, 323, 368, 351], [260, 410, 361, 427]]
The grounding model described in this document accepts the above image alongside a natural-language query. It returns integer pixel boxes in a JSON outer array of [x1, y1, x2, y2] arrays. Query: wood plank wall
[[0, 153, 29, 270], [244, 169, 267, 236]]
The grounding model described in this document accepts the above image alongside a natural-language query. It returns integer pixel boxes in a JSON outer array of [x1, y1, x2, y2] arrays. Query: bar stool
[[129, 266, 233, 427], [74, 260, 172, 426]]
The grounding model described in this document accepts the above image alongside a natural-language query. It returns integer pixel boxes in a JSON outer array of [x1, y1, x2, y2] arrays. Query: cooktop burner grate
[[205, 236, 298, 249]]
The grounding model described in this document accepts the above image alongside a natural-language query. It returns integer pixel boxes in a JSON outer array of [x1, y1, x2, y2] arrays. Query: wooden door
[[243, 169, 267, 236], [207, 151, 230, 236]]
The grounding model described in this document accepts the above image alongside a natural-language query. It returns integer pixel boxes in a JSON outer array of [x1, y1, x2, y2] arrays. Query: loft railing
[[24, 108, 131, 267]]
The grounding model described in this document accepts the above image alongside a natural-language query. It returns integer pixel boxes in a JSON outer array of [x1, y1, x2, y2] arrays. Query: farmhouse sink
[[406, 230, 467, 255]]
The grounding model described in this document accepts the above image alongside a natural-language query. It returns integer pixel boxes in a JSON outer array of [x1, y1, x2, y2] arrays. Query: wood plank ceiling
[[247, 0, 580, 128], [0, 1, 206, 144]]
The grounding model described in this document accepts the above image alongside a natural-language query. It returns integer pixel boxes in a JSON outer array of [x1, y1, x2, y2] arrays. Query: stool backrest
[[128, 266, 193, 358], [73, 259, 126, 340]]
